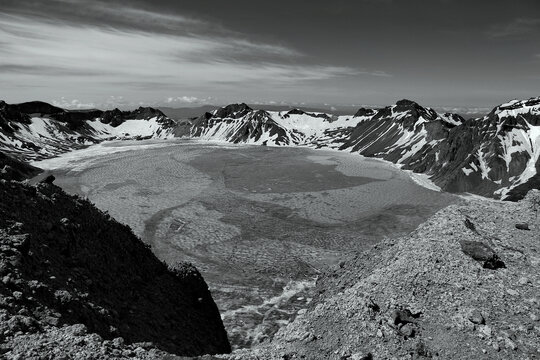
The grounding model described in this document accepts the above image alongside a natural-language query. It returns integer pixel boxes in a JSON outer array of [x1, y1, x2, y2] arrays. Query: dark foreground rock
[[0, 180, 230, 358], [228, 194, 540, 359], [0, 151, 41, 181], [459, 240, 506, 270]]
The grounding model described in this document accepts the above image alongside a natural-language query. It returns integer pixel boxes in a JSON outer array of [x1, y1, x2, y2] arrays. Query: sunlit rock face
[[0, 100, 178, 160], [190, 97, 540, 200]]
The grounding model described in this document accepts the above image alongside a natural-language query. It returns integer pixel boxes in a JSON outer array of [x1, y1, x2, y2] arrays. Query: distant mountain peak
[[395, 99, 419, 107], [286, 109, 306, 115], [353, 107, 376, 118], [213, 103, 253, 119], [4, 96, 540, 200]]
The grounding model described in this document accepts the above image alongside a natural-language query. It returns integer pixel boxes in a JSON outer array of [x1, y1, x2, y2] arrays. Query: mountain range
[[1, 97, 539, 200]]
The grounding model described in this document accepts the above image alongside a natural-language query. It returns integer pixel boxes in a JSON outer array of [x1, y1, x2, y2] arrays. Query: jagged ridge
[[0, 101, 177, 161], [2, 97, 540, 200], [188, 98, 540, 200]]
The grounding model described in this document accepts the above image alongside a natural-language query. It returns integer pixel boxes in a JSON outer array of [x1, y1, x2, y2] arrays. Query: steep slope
[[0, 179, 231, 357], [189, 98, 540, 200], [190, 103, 301, 145], [339, 99, 460, 162], [337, 98, 540, 200], [0, 100, 177, 161], [0, 151, 41, 181], [230, 192, 540, 359], [340, 98, 540, 200], [189, 104, 363, 146]]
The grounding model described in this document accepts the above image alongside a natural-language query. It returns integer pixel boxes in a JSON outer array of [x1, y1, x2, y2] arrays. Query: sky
[[1, 0, 539, 110]]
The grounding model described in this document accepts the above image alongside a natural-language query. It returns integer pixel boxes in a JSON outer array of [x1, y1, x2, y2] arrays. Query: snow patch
[[462, 167, 474, 176]]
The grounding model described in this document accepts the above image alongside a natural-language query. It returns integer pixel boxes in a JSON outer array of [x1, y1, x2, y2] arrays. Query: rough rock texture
[[188, 97, 540, 200], [283, 109, 332, 121], [0, 180, 231, 358], [353, 108, 377, 118], [0, 151, 41, 181], [228, 193, 540, 359], [0, 100, 177, 161], [190, 105, 299, 145], [339, 97, 540, 200]]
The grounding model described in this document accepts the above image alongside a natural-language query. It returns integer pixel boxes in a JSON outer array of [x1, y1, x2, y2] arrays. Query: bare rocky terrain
[[227, 192, 540, 359], [0, 177, 230, 359], [0, 152, 41, 182]]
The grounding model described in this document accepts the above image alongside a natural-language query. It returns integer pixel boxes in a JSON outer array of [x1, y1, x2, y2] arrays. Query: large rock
[[459, 240, 506, 269]]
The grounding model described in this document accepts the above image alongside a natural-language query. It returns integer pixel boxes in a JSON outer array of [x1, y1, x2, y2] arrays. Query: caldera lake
[[33, 139, 457, 349]]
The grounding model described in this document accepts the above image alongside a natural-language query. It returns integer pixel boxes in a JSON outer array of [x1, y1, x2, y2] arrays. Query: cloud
[[165, 96, 214, 105], [436, 106, 491, 117], [52, 95, 217, 110], [52, 97, 97, 109], [487, 18, 540, 38], [0, 1, 208, 36], [0, 64, 109, 77], [0, 15, 368, 85], [0, 1, 389, 108]]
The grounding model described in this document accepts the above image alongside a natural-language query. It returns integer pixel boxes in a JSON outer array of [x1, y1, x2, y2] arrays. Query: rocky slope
[[0, 152, 41, 181], [342, 97, 540, 202], [188, 103, 364, 146], [0, 178, 231, 358], [0, 100, 177, 161], [3, 97, 539, 200], [189, 104, 302, 145], [228, 192, 540, 359], [187, 97, 540, 200]]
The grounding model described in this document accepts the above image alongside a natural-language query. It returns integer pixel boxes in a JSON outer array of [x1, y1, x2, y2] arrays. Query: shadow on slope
[[0, 179, 230, 357]]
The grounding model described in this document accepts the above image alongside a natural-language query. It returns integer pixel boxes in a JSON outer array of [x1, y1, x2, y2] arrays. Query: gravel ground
[[226, 192, 540, 359]]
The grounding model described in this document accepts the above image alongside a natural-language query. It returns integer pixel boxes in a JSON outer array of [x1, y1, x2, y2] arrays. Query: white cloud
[[165, 96, 213, 105], [0, 7, 388, 107], [52, 97, 96, 109], [0, 15, 359, 85]]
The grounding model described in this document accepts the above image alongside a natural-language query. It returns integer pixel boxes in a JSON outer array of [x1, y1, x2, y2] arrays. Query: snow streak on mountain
[[1, 97, 540, 200], [0, 101, 177, 160]]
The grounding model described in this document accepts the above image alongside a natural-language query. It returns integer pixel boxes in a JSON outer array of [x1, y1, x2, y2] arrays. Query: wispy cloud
[[0, 1, 389, 107], [165, 96, 214, 105], [0, 13, 371, 84], [52, 97, 97, 109], [0, 64, 110, 77], [487, 18, 540, 38], [52, 95, 215, 110]]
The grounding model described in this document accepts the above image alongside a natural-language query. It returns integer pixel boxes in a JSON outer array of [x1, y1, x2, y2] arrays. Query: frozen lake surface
[[33, 139, 457, 349]]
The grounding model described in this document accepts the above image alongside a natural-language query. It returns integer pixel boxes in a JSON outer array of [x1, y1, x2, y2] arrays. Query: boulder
[[459, 240, 506, 270]]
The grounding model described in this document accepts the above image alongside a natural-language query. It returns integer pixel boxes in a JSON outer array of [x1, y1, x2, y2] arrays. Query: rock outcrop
[[0, 179, 231, 358], [0, 151, 41, 181], [190, 104, 300, 145], [188, 97, 540, 200], [0, 101, 177, 161]]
